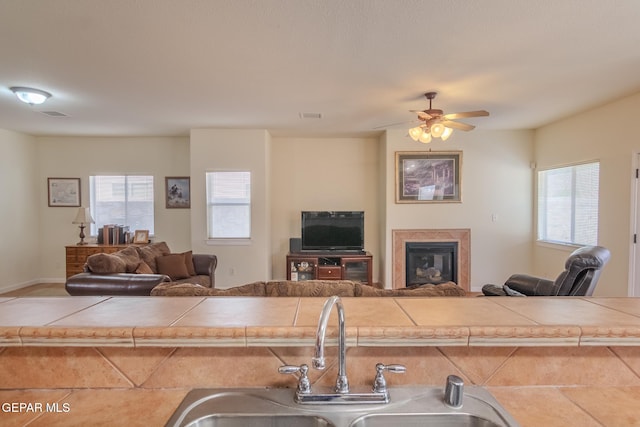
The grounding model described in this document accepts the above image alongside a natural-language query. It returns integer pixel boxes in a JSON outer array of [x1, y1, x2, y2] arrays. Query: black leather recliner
[[482, 245, 611, 296]]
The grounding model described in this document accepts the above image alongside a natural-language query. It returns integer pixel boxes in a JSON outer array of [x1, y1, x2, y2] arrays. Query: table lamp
[[72, 207, 95, 245]]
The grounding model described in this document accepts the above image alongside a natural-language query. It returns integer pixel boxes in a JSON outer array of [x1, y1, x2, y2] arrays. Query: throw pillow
[[136, 241, 171, 273], [181, 250, 197, 276], [111, 246, 141, 273], [156, 253, 190, 280], [135, 261, 154, 274], [86, 253, 127, 274]]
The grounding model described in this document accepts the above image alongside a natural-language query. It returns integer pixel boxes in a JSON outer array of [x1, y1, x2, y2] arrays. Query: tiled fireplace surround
[[392, 228, 470, 291]]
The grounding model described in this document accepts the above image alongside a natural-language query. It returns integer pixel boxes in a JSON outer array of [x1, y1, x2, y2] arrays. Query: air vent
[[299, 112, 322, 119], [40, 111, 68, 117]]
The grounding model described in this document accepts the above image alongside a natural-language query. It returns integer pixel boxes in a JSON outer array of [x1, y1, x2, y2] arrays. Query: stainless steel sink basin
[[184, 414, 334, 427], [349, 413, 506, 427], [165, 387, 519, 427]]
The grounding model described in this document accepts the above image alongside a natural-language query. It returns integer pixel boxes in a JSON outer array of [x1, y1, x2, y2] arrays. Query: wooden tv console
[[286, 252, 373, 285]]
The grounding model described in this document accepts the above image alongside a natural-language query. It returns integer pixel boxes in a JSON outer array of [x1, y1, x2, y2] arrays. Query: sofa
[[150, 280, 466, 297], [65, 242, 217, 296]]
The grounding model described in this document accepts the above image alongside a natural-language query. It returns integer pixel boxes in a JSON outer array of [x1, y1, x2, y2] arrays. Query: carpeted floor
[[0, 283, 69, 297]]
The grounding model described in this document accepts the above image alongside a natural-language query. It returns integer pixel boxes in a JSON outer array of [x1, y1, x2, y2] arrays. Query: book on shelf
[[97, 225, 130, 245]]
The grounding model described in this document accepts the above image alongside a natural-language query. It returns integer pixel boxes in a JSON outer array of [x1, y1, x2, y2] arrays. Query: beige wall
[[190, 129, 272, 288], [0, 128, 534, 293], [382, 129, 535, 290], [0, 129, 39, 291], [535, 92, 640, 296], [35, 136, 191, 282], [270, 136, 381, 282]]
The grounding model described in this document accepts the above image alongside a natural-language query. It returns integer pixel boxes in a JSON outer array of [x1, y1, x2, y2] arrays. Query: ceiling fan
[[406, 92, 489, 143]]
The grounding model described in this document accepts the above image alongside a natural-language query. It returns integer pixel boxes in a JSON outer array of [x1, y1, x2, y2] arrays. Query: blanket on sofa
[[150, 280, 466, 297]]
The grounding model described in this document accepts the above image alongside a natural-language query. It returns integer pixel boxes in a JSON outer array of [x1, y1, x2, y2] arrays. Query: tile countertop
[[2, 296, 640, 348]]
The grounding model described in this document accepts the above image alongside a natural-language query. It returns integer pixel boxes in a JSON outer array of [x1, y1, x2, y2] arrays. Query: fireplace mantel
[[392, 229, 470, 291]]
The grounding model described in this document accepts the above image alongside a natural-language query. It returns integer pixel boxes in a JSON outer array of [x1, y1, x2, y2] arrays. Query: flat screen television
[[301, 211, 364, 252]]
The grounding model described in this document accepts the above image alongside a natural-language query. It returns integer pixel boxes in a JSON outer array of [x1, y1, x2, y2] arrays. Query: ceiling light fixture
[[408, 92, 489, 144], [10, 86, 52, 105]]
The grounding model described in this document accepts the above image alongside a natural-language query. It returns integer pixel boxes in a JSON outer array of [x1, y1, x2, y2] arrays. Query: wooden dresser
[[65, 244, 130, 278]]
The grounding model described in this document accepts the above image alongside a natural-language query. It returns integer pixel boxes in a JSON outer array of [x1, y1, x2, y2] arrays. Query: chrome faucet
[[312, 295, 349, 393], [279, 295, 406, 404]]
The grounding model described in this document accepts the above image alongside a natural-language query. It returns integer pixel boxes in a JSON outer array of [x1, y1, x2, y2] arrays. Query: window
[[537, 162, 599, 245], [89, 175, 154, 235], [206, 171, 251, 239]]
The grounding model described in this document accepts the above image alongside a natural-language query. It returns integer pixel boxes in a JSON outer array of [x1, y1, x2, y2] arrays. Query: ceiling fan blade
[[442, 120, 475, 131], [373, 119, 419, 130], [443, 110, 490, 120]]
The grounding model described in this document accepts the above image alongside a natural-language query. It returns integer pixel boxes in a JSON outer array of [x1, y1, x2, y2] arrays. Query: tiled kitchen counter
[[1, 295, 640, 426]]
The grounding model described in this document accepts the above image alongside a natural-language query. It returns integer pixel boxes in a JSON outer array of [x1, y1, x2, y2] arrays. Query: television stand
[[286, 252, 373, 285]]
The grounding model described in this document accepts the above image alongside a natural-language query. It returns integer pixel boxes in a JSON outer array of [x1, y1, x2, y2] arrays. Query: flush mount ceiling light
[[10, 86, 52, 105], [408, 92, 489, 144]]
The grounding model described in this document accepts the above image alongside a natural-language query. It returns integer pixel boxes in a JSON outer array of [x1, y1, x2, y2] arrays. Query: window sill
[[536, 240, 582, 251], [206, 238, 252, 246]]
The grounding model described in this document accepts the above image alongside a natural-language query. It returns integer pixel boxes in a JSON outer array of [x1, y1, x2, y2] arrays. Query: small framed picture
[[165, 176, 191, 208], [133, 229, 149, 244], [396, 151, 462, 203], [48, 178, 81, 207]]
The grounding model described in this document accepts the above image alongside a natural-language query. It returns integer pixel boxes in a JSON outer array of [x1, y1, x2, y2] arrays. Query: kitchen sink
[[349, 413, 506, 427], [165, 387, 519, 427], [183, 414, 334, 427]]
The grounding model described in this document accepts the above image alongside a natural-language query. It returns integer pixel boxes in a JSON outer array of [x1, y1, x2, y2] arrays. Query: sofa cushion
[[171, 275, 211, 287], [355, 281, 466, 297], [181, 250, 197, 276], [111, 246, 142, 273], [135, 261, 154, 274], [156, 253, 190, 280], [86, 253, 127, 274], [137, 242, 171, 273], [265, 280, 357, 297], [151, 281, 265, 296]]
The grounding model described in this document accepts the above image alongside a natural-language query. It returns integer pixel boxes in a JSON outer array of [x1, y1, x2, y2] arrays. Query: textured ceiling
[[1, 0, 640, 137]]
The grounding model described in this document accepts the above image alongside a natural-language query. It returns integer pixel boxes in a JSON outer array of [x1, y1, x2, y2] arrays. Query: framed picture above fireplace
[[395, 151, 462, 203]]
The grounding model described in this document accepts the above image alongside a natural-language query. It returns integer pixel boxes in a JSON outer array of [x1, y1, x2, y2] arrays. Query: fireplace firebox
[[405, 242, 458, 286]]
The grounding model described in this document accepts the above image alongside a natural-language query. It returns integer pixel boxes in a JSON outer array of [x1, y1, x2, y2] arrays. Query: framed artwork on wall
[[395, 151, 462, 203], [165, 176, 191, 208], [48, 177, 81, 207]]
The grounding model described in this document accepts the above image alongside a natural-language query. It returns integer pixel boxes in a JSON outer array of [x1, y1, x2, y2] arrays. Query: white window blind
[[537, 162, 599, 245], [89, 175, 155, 235], [206, 171, 251, 239]]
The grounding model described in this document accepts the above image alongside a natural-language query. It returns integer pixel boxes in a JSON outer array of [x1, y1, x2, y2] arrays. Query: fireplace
[[406, 242, 457, 286], [392, 229, 470, 291]]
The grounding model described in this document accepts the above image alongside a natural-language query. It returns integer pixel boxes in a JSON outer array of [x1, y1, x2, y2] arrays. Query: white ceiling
[[1, 0, 640, 137]]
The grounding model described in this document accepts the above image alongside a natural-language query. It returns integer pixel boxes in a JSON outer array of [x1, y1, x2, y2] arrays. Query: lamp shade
[[430, 122, 445, 138], [441, 126, 453, 141], [418, 130, 432, 144], [408, 126, 423, 141], [72, 207, 95, 225]]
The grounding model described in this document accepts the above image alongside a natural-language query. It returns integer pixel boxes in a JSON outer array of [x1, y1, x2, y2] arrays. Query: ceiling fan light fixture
[[441, 126, 453, 141], [10, 86, 52, 105], [431, 122, 445, 138], [406, 91, 488, 144], [418, 130, 432, 144], [408, 126, 423, 141]]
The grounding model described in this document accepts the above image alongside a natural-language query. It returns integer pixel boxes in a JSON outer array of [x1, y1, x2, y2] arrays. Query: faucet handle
[[372, 363, 406, 393], [278, 364, 311, 394]]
